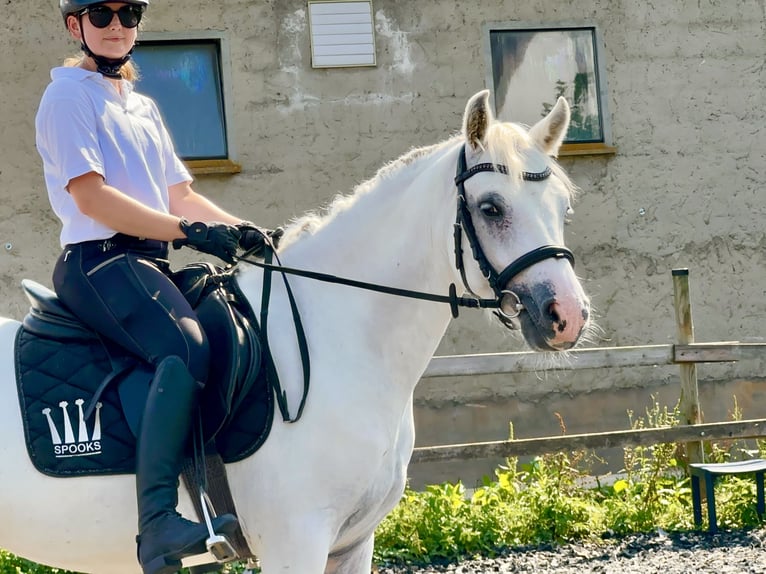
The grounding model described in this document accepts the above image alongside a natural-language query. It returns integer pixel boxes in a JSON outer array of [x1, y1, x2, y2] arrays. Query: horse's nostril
[[547, 302, 560, 323], [547, 302, 568, 333]]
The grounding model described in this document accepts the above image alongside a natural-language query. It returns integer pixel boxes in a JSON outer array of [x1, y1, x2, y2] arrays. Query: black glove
[[237, 222, 284, 256], [172, 219, 241, 264]]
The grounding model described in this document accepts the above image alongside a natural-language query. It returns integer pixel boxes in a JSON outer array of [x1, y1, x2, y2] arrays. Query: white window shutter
[[308, 1, 376, 68]]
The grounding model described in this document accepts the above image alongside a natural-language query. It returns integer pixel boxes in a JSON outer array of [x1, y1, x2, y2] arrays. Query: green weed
[[375, 396, 766, 565]]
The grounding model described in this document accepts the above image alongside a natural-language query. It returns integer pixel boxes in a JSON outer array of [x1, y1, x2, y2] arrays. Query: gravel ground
[[375, 528, 766, 573]]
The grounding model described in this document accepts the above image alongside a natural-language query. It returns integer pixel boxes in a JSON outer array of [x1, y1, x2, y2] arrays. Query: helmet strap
[[81, 42, 134, 79]]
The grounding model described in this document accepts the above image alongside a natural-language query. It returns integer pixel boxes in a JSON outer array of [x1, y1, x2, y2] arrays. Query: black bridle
[[452, 144, 575, 320]]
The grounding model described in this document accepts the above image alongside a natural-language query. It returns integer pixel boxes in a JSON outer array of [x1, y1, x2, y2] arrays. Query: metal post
[[672, 268, 703, 464]]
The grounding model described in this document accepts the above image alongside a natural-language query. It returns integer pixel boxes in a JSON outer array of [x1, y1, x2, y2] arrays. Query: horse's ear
[[462, 90, 493, 152], [528, 96, 571, 156]]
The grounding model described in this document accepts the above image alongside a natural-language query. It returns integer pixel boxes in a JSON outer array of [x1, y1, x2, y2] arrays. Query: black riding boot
[[136, 356, 238, 574]]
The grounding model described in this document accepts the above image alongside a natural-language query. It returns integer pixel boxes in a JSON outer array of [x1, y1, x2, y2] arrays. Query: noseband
[[453, 145, 575, 320]]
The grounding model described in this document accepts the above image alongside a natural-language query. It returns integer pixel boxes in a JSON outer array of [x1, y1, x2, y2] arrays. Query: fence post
[[672, 268, 703, 464]]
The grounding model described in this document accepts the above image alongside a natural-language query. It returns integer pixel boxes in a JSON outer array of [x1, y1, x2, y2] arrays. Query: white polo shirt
[[35, 66, 192, 247]]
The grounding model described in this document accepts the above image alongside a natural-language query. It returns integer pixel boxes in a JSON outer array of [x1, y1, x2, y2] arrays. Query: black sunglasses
[[81, 5, 144, 29]]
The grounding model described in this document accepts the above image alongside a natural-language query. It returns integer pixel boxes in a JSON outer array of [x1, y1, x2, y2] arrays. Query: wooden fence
[[412, 269, 766, 464]]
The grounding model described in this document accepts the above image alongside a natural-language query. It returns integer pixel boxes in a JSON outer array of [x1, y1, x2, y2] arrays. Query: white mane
[[277, 121, 577, 250], [277, 139, 454, 249]]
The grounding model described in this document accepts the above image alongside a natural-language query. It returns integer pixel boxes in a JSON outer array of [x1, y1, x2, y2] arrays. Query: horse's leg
[[257, 544, 329, 573], [255, 519, 334, 573], [324, 535, 374, 574]]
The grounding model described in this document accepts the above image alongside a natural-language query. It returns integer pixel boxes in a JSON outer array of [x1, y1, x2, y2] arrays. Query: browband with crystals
[[453, 162, 552, 186]]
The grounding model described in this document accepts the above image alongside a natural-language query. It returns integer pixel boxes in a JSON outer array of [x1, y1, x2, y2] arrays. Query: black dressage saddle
[[15, 263, 273, 478]]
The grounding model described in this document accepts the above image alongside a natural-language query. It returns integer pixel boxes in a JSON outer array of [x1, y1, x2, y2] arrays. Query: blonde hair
[[63, 54, 140, 82]]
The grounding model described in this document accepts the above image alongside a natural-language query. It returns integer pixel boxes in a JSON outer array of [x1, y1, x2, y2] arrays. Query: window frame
[[482, 22, 616, 157], [134, 30, 241, 175]]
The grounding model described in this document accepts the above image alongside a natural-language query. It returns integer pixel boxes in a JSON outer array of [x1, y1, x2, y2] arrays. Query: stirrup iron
[[200, 491, 237, 563]]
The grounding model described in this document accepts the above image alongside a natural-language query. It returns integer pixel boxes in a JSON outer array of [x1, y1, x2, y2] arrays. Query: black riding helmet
[[58, 0, 149, 79], [60, 0, 149, 22]]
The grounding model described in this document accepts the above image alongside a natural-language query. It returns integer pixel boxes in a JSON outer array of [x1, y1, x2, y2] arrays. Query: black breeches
[[53, 236, 210, 382]]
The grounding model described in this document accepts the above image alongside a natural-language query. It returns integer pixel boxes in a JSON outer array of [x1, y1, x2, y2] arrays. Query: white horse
[[0, 90, 589, 573]]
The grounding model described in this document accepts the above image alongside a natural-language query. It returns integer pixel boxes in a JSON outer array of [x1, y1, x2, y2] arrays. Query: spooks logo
[[42, 399, 103, 458]]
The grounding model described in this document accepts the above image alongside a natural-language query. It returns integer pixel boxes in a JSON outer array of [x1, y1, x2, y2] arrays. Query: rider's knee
[[170, 318, 210, 383]]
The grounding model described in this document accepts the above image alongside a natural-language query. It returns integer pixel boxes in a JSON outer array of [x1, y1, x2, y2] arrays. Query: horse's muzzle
[[511, 285, 590, 351]]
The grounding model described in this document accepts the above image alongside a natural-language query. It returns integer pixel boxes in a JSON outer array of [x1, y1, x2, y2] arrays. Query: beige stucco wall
[[1, 1, 764, 486]]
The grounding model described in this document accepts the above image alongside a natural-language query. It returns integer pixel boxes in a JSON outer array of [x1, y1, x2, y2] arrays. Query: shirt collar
[[51, 66, 134, 94]]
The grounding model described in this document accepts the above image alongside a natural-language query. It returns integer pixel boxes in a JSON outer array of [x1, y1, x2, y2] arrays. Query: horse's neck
[[291, 171, 454, 292], [240, 143, 460, 391]]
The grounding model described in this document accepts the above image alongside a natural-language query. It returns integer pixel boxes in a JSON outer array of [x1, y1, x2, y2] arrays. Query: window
[[483, 23, 615, 156], [132, 31, 240, 174]]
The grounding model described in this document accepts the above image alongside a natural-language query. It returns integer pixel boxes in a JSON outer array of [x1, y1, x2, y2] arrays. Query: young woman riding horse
[[35, 2, 275, 572], [17, 82, 590, 572], [15, 3, 591, 572]]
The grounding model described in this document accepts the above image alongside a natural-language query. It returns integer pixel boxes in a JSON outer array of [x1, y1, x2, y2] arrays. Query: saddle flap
[[195, 287, 255, 437]]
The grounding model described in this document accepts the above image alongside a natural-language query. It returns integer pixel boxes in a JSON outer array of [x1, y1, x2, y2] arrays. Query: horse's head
[[455, 90, 590, 351]]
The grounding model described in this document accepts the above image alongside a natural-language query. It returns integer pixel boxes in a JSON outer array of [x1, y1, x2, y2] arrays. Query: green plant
[[0, 552, 78, 574], [610, 396, 687, 531], [375, 398, 766, 566]]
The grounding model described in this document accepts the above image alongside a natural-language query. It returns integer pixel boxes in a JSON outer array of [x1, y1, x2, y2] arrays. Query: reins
[[233, 143, 576, 423], [234, 252, 502, 318]]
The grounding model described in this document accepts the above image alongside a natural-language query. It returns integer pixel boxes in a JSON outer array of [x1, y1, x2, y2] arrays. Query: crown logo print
[[42, 399, 103, 458]]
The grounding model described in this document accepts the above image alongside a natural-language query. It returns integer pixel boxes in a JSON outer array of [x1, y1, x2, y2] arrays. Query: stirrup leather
[[200, 491, 238, 563]]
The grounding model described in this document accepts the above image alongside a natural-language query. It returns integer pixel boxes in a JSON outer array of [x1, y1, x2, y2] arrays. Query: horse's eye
[[479, 201, 503, 219]]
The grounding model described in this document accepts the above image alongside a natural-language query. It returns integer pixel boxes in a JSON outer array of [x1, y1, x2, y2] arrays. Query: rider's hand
[[172, 219, 241, 264], [237, 222, 284, 256]]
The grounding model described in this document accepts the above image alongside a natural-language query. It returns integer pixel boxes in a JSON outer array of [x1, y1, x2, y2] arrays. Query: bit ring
[[497, 290, 524, 319]]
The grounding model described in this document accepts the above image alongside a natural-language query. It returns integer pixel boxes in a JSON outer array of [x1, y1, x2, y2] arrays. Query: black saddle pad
[[15, 325, 274, 478], [15, 327, 136, 475]]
